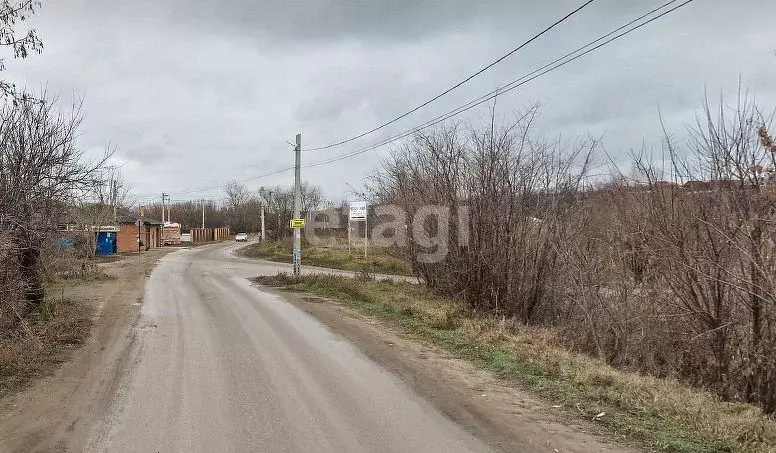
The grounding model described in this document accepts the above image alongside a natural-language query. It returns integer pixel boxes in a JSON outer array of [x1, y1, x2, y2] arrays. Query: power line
[[302, 0, 598, 152], [300, 0, 695, 167], [132, 163, 295, 199], [172, 165, 295, 195], [129, 0, 694, 199], [131, 196, 231, 207]]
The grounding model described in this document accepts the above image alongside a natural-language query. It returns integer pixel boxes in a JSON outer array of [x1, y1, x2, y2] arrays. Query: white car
[[235, 232, 248, 242]]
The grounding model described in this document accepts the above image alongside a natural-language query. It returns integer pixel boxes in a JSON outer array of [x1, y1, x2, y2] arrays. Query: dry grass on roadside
[[41, 247, 117, 283], [239, 240, 413, 275], [258, 273, 776, 453], [0, 294, 92, 397]]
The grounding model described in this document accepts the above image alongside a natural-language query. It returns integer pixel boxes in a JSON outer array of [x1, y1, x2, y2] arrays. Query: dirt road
[[0, 241, 634, 453], [0, 248, 171, 453]]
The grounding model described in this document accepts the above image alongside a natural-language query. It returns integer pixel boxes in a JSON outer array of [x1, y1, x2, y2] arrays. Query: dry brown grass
[[0, 294, 92, 397], [239, 240, 413, 275], [259, 273, 776, 453]]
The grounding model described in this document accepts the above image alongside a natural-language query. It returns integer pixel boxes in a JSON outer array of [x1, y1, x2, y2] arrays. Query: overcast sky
[[5, 0, 776, 204]]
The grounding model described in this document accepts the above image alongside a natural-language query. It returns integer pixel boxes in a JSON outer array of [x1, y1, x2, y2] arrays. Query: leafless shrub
[[371, 104, 596, 323], [554, 191, 689, 374], [612, 91, 776, 411], [372, 92, 776, 414]]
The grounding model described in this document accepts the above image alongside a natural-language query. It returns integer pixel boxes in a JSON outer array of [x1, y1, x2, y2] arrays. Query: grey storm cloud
[[3, 0, 776, 202], [119, 0, 601, 44]]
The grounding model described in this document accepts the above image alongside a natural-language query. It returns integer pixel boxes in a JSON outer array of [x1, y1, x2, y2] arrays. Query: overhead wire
[[130, 0, 695, 199], [300, 0, 695, 167], [302, 0, 598, 151], [132, 163, 296, 200]]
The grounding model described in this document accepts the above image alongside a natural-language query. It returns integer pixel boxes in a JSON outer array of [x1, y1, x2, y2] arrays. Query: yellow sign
[[289, 218, 305, 229]]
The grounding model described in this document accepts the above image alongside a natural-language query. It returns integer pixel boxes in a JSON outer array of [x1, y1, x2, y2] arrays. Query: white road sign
[[349, 201, 367, 221]]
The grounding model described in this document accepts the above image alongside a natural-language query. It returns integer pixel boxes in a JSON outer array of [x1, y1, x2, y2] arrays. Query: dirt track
[[0, 249, 170, 453], [0, 242, 637, 452]]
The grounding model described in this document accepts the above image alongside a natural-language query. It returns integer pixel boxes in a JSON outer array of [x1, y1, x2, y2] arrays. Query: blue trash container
[[95, 231, 116, 255]]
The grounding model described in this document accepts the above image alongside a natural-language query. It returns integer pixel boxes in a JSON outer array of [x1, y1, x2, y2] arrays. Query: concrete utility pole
[[293, 133, 302, 276], [201, 199, 205, 229], [161, 193, 167, 223], [111, 179, 118, 225]]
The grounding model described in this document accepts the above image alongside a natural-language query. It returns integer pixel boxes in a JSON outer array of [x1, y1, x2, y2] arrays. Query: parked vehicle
[[235, 232, 248, 242]]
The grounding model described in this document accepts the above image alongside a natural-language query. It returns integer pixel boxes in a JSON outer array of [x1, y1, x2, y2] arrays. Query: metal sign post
[[349, 201, 368, 260], [135, 219, 143, 255]]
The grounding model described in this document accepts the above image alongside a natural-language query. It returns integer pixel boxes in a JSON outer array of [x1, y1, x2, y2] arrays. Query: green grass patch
[[239, 240, 413, 275], [256, 273, 776, 453]]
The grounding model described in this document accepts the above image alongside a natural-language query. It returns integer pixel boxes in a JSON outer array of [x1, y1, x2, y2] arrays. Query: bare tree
[[259, 182, 323, 240], [300, 182, 323, 214], [0, 97, 107, 309], [225, 180, 249, 209], [222, 181, 270, 233]]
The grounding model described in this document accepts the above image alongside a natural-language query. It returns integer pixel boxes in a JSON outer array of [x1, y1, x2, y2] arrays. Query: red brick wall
[[117, 224, 142, 253], [117, 224, 163, 252]]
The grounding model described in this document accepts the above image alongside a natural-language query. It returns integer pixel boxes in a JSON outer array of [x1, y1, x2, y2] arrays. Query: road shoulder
[[0, 249, 173, 453], [261, 284, 638, 453]]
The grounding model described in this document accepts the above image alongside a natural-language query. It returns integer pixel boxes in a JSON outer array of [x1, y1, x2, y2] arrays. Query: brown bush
[[371, 105, 596, 323], [607, 92, 776, 412], [0, 233, 23, 331], [370, 93, 776, 414]]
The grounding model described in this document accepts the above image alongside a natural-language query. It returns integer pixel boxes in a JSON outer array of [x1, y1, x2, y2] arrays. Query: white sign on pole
[[349, 201, 367, 221]]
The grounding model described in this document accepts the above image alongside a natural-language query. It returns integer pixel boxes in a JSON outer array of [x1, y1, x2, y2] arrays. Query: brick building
[[117, 217, 164, 253]]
